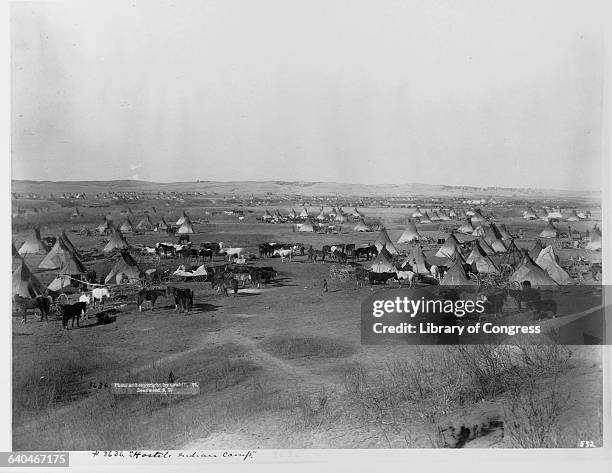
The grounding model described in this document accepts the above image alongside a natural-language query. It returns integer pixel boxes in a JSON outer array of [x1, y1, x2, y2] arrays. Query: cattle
[[368, 272, 397, 285], [165, 287, 194, 313], [395, 269, 416, 287], [137, 288, 167, 312], [61, 302, 87, 329], [14, 295, 52, 323], [345, 244, 356, 257], [91, 287, 111, 307]]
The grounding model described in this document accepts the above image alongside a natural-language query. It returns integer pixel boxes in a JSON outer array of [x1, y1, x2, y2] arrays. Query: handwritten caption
[[91, 450, 256, 462]]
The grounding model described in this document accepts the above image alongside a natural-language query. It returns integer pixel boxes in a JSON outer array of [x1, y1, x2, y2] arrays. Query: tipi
[[18, 228, 47, 255]]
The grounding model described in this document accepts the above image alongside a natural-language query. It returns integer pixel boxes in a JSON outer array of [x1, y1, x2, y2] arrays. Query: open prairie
[[11, 181, 603, 450]]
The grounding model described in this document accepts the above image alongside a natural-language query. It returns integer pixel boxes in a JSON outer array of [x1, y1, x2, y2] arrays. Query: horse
[[165, 287, 194, 313], [273, 248, 293, 262], [313, 250, 326, 262], [91, 287, 111, 308], [368, 272, 397, 285], [61, 302, 88, 329], [394, 269, 416, 287], [156, 242, 176, 258], [137, 288, 167, 312], [14, 295, 51, 323]]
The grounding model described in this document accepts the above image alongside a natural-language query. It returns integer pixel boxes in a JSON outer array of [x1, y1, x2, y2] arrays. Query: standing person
[[322, 279, 328, 293]]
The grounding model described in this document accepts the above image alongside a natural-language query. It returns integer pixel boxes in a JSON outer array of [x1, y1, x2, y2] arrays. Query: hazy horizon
[[11, 177, 601, 195], [11, 0, 605, 191]]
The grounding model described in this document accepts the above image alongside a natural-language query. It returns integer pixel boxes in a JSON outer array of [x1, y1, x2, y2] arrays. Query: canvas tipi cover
[[523, 207, 538, 220], [419, 213, 432, 224], [299, 208, 309, 218], [473, 255, 500, 275], [298, 221, 315, 232], [18, 228, 47, 255], [39, 238, 86, 273], [119, 218, 134, 233], [411, 207, 424, 218], [12, 260, 44, 298], [103, 230, 129, 253], [509, 253, 559, 287], [353, 220, 372, 232], [586, 227, 602, 251], [535, 246, 573, 285], [435, 234, 461, 258], [466, 241, 488, 264], [97, 218, 115, 235], [105, 251, 143, 284], [370, 246, 396, 273], [176, 211, 189, 226], [490, 239, 508, 253], [177, 217, 195, 234], [440, 258, 475, 286], [476, 236, 495, 256], [374, 229, 398, 255], [458, 219, 474, 234], [402, 245, 431, 275], [136, 215, 155, 231], [397, 221, 421, 243], [472, 225, 485, 236], [498, 224, 513, 240], [539, 222, 558, 239]]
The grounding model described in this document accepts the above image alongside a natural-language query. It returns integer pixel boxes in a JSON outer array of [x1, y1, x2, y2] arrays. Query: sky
[[10, 0, 606, 190]]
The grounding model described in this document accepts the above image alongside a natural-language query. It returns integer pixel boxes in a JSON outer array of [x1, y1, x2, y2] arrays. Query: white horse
[[273, 248, 293, 262], [219, 246, 245, 261], [395, 269, 416, 287]]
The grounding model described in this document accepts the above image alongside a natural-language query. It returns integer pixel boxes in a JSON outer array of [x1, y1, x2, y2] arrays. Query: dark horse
[[137, 288, 167, 312], [14, 295, 51, 323]]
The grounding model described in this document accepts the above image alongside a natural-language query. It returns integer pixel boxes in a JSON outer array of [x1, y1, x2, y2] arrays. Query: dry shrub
[[261, 335, 353, 359]]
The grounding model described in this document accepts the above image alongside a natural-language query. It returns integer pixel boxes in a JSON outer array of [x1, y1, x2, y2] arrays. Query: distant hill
[[11, 179, 600, 200]]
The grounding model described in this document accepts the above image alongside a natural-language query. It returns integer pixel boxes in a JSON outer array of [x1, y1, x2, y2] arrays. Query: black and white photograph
[[5, 0, 611, 469]]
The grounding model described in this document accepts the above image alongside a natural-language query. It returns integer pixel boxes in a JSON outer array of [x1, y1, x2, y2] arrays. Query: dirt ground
[[11, 199, 604, 450]]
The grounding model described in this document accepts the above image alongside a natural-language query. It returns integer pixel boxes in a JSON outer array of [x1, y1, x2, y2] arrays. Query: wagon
[[329, 264, 362, 281], [49, 293, 69, 318], [170, 265, 208, 282]]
